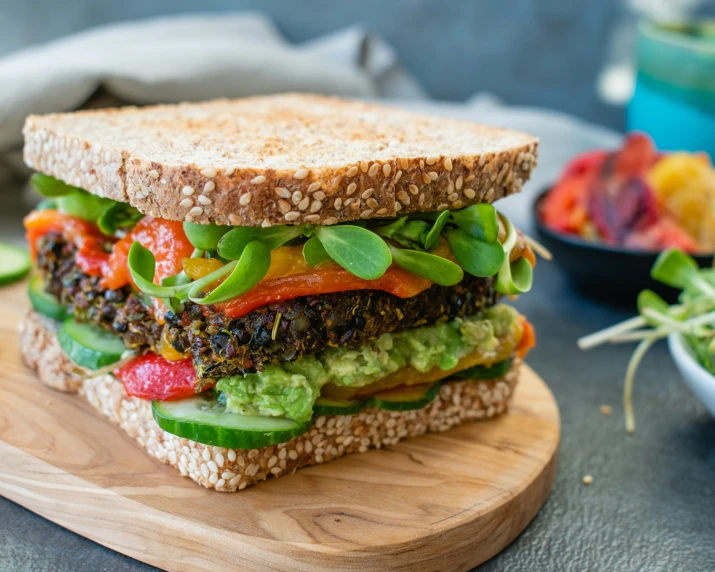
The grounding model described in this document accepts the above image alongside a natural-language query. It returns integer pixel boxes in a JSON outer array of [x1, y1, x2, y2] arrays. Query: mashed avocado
[[217, 304, 520, 422]]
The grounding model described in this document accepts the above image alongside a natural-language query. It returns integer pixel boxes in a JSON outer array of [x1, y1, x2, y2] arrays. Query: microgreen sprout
[[578, 248, 715, 433]]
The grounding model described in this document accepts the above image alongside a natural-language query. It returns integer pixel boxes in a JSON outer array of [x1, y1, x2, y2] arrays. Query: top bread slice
[[23, 93, 538, 227]]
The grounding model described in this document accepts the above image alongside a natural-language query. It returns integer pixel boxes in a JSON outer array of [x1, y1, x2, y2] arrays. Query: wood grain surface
[[0, 281, 560, 571]]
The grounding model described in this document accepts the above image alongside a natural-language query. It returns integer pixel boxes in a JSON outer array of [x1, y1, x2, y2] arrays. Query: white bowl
[[668, 333, 715, 418]]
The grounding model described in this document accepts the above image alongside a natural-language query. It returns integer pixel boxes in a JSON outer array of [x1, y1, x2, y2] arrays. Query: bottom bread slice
[[20, 310, 519, 492]]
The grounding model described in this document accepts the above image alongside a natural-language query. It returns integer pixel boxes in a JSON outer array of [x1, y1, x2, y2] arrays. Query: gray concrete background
[[0, 0, 642, 130]]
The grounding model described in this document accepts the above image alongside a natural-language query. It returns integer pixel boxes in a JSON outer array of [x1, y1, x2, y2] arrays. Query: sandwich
[[19, 94, 539, 491]]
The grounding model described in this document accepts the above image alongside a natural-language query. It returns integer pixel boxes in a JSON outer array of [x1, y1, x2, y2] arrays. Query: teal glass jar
[[628, 21, 715, 157]]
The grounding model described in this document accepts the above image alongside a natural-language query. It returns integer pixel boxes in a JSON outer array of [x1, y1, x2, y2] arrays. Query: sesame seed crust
[[20, 310, 519, 492], [22, 94, 538, 226]]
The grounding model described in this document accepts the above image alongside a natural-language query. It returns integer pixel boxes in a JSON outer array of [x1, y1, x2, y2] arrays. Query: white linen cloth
[[0, 13, 620, 231]]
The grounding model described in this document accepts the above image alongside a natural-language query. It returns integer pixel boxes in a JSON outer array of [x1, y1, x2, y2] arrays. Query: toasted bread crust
[[23, 94, 538, 226], [20, 310, 518, 492]]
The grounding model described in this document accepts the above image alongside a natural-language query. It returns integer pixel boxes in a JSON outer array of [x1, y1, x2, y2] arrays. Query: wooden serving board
[[0, 282, 560, 571]]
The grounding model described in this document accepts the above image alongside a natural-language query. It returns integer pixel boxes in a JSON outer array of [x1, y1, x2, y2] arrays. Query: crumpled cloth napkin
[[0, 13, 620, 231]]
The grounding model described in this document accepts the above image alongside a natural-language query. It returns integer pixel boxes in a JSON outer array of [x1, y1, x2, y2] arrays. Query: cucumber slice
[[313, 397, 365, 416], [368, 382, 440, 412], [58, 318, 125, 370], [452, 358, 513, 380], [0, 243, 30, 286], [152, 393, 314, 449], [28, 274, 67, 321]]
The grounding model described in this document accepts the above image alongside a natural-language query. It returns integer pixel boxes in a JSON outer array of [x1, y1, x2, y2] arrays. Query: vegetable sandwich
[[20, 94, 539, 491]]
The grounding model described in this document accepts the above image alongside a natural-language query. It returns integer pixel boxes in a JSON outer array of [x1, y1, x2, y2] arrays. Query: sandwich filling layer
[[24, 173, 537, 449]]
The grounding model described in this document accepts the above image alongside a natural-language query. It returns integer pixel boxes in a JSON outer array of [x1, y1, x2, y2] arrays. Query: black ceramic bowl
[[533, 188, 714, 306]]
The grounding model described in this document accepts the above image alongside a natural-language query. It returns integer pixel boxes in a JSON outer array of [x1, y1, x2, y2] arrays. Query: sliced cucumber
[[28, 274, 67, 321], [58, 318, 125, 370], [368, 382, 440, 412], [452, 358, 513, 380], [0, 243, 30, 286], [152, 392, 314, 448], [313, 397, 365, 416]]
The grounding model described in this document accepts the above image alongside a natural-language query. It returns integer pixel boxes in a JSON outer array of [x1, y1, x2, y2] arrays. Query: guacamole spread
[[217, 304, 521, 422]]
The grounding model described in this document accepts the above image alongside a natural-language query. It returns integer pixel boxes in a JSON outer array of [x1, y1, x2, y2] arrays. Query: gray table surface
[[1, 197, 715, 571]]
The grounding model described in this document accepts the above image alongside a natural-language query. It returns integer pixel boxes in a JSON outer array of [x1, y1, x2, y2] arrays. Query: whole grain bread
[[20, 310, 518, 492], [23, 93, 538, 227]]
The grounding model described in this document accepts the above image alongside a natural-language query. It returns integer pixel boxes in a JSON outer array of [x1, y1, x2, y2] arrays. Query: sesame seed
[[323, 217, 338, 225], [224, 167, 236, 177], [298, 197, 310, 211], [419, 160, 425, 170], [397, 191, 410, 205], [304, 214, 320, 222], [251, 175, 267, 185], [189, 206, 203, 217], [284, 211, 300, 222], [200, 167, 217, 178], [198, 195, 212, 205], [400, 158, 409, 170], [347, 183, 357, 195], [394, 202, 402, 212], [203, 181, 215, 193], [267, 455, 278, 468], [293, 168, 309, 180], [443, 158, 453, 171], [227, 449, 236, 462], [200, 464, 209, 479], [382, 164, 392, 177], [261, 219, 272, 228], [456, 176, 463, 190], [409, 184, 419, 195], [278, 200, 291, 214], [334, 198, 343, 210], [437, 203, 449, 211], [428, 171, 438, 181], [347, 166, 359, 177], [202, 449, 211, 462], [360, 160, 369, 172], [240, 193, 253, 206], [310, 200, 323, 213], [426, 157, 438, 165], [216, 478, 225, 488], [180, 198, 193, 208], [275, 187, 290, 199], [361, 188, 374, 200], [394, 170, 403, 183], [208, 460, 218, 473], [360, 209, 374, 219], [376, 208, 388, 215], [366, 198, 378, 208], [183, 214, 193, 223], [271, 467, 283, 476], [292, 191, 303, 205], [368, 163, 379, 177], [478, 155, 487, 167], [452, 200, 463, 209], [418, 194, 425, 206], [182, 186, 195, 196], [582, 475, 593, 485], [465, 175, 476, 182], [522, 162, 530, 171], [149, 169, 159, 180], [422, 173, 432, 185], [160, 178, 167, 185], [307, 181, 321, 193], [313, 191, 326, 201], [600, 405, 612, 416], [448, 192, 459, 202], [447, 180, 454, 193]]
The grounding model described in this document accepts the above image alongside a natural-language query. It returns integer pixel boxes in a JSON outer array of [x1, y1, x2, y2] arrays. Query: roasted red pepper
[[115, 353, 211, 401]]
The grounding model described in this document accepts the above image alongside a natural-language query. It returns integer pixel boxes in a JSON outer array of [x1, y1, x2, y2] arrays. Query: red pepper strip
[[217, 266, 433, 319], [516, 317, 536, 360], [115, 353, 211, 401]]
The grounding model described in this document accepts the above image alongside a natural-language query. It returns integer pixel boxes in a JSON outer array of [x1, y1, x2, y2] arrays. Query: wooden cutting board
[[0, 281, 560, 571]]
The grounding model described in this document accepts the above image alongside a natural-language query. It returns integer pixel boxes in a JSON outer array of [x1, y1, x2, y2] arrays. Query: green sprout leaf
[[445, 228, 505, 277], [496, 256, 533, 295], [637, 289, 670, 326], [56, 191, 115, 222], [388, 244, 463, 286], [218, 225, 304, 260], [36, 198, 58, 211], [98, 202, 144, 235], [392, 219, 431, 249], [313, 225, 392, 280], [651, 249, 699, 289], [183, 222, 232, 251], [422, 210, 451, 251], [372, 217, 408, 239], [190, 241, 271, 304], [303, 236, 331, 267], [451, 204, 499, 242], [127, 242, 190, 298], [30, 173, 77, 197]]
